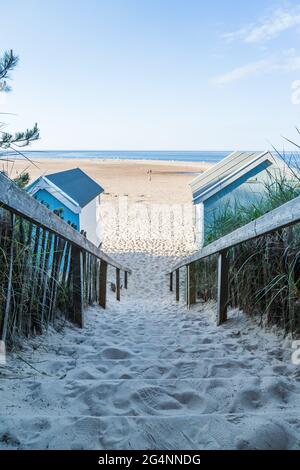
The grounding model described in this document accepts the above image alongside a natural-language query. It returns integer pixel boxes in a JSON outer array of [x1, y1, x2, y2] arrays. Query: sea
[[17, 150, 231, 163]]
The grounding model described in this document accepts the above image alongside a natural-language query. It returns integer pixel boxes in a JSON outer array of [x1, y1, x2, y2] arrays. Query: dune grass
[[205, 172, 300, 245], [196, 165, 300, 335]]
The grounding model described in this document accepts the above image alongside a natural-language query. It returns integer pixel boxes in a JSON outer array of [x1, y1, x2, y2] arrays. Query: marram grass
[[197, 171, 300, 335]]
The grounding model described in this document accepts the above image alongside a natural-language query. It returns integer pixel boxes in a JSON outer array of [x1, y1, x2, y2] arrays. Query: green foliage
[[0, 49, 19, 92], [198, 146, 300, 335], [205, 172, 299, 245], [13, 172, 30, 189], [0, 212, 73, 345], [0, 123, 39, 149], [53, 208, 64, 219], [0, 49, 39, 159], [196, 228, 300, 335]]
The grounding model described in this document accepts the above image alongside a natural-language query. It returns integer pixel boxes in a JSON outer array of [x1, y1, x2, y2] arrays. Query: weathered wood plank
[[217, 250, 229, 326], [187, 262, 196, 308], [116, 268, 121, 301], [88, 254, 93, 305], [168, 195, 300, 273], [29, 226, 43, 333], [61, 242, 71, 286], [186, 266, 189, 307], [41, 232, 53, 325], [176, 269, 180, 302], [18, 222, 34, 335], [48, 235, 59, 323], [0, 173, 131, 274], [49, 238, 65, 324], [69, 245, 84, 327], [169, 272, 173, 292], [0, 213, 14, 342], [94, 258, 98, 303], [99, 260, 107, 309]]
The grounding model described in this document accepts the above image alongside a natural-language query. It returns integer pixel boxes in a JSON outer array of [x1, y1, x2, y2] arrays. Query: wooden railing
[[168, 196, 300, 325], [0, 172, 131, 343]]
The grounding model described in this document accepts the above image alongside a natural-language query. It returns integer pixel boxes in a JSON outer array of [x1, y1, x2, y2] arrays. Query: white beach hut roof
[[190, 150, 289, 204]]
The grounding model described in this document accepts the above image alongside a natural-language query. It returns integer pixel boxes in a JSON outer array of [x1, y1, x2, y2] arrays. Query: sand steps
[[1, 251, 300, 449], [2, 377, 300, 418], [1, 414, 300, 449]]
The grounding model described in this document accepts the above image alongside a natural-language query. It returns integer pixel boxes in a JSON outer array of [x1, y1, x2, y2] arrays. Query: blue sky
[[1, 0, 300, 150]]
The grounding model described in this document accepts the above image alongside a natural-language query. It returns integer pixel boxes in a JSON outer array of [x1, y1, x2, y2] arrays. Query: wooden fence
[[168, 196, 300, 326], [0, 173, 131, 345]]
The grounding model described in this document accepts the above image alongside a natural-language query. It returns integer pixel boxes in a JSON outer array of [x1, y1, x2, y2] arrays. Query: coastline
[[8, 158, 214, 204], [9, 156, 214, 167], [16, 149, 230, 164]]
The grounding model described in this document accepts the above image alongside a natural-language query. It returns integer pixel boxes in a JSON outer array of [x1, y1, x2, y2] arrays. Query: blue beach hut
[[27, 168, 104, 246], [190, 151, 293, 248]]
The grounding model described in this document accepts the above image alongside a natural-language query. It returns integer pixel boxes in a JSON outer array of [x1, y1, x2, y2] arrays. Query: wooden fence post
[[176, 268, 180, 302], [186, 265, 189, 307], [187, 262, 197, 308], [0, 213, 14, 342], [170, 272, 173, 292], [116, 268, 121, 301], [69, 244, 84, 327], [124, 271, 128, 289], [217, 250, 229, 326], [99, 260, 108, 309]]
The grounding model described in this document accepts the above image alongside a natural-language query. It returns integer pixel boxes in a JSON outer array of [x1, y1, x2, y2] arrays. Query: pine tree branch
[[0, 123, 40, 148], [0, 50, 19, 81]]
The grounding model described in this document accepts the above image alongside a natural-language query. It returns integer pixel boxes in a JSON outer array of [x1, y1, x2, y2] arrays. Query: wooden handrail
[[168, 195, 300, 274], [0, 172, 131, 274]]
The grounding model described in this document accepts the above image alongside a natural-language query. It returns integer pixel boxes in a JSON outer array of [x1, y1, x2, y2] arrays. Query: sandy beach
[[8, 157, 210, 255], [1, 158, 300, 449], [7, 158, 211, 204]]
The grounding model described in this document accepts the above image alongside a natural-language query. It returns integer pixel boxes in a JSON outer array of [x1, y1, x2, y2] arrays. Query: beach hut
[[190, 151, 292, 248], [27, 168, 104, 246]]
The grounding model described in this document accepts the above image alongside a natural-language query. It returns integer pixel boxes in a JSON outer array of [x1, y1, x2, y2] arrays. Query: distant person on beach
[[147, 169, 152, 182]]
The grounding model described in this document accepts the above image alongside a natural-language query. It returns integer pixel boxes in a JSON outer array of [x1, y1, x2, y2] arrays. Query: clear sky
[[1, 0, 300, 150]]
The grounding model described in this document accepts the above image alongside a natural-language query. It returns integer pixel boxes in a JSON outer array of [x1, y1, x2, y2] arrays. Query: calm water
[[19, 150, 232, 163]]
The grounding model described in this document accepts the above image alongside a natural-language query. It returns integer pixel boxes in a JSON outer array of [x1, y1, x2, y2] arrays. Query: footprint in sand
[[132, 386, 182, 413], [101, 348, 131, 360], [236, 422, 290, 450]]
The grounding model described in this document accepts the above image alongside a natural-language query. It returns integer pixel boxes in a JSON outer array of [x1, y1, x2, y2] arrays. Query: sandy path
[[1, 238, 300, 449], [1, 161, 300, 449]]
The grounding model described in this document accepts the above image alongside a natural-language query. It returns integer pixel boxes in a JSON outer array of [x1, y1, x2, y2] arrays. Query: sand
[[6, 158, 210, 204], [1, 159, 300, 450]]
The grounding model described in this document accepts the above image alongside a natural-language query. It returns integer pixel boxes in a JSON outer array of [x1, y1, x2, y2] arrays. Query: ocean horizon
[[17, 150, 232, 163], [2, 149, 296, 165]]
